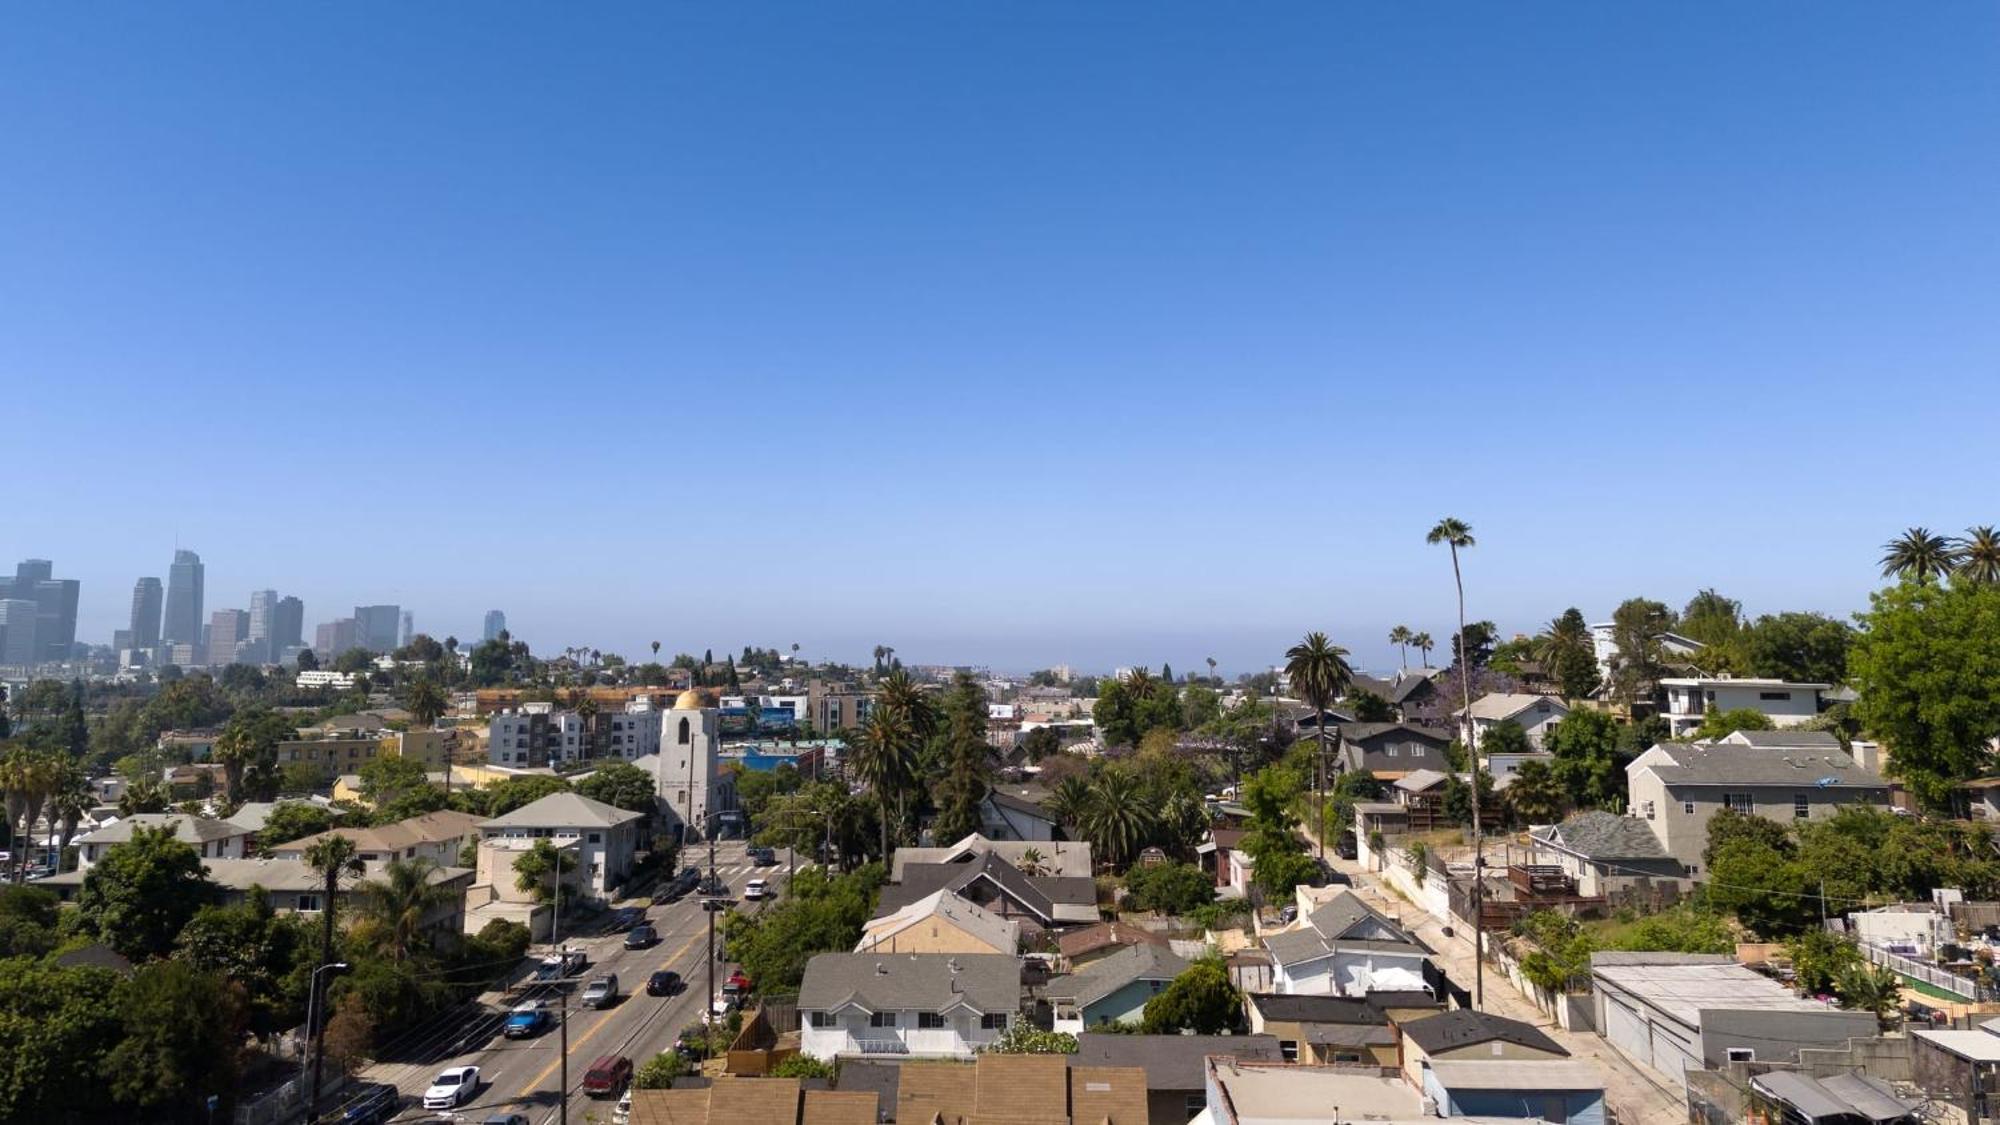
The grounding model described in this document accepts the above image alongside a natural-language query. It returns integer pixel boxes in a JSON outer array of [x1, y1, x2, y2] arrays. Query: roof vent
[[875, 962, 888, 975], [947, 958, 961, 974]]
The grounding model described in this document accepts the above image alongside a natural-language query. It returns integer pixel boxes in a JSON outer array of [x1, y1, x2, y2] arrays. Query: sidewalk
[[1312, 840, 1688, 1125]]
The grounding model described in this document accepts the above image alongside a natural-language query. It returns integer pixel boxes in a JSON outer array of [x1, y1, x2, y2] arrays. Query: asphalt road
[[334, 839, 792, 1124]]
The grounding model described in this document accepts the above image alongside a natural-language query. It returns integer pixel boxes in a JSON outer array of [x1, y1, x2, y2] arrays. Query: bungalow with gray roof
[[1625, 741, 1889, 877], [1530, 810, 1688, 898], [1047, 943, 1188, 1033]]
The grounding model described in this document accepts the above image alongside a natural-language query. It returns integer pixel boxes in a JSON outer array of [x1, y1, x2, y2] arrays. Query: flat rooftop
[[1206, 1058, 1422, 1122], [1593, 958, 1834, 1027]]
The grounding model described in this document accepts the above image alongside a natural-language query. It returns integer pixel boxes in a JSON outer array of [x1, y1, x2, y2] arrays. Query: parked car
[[624, 923, 658, 950], [742, 878, 770, 901], [711, 992, 735, 1017], [698, 873, 727, 896], [340, 1082, 401, 1123], [727, 968, 752, 992], [612, 1089, 633, 1125], [647, 970, 682, 996], [503, 1000, 552, 1039], [608, 906, 645, 932], [581, 1054, 633, 1097], [581, 974, 620, 1009], [653, 867, 700, 905], [422, 1065, 481, 1110], [747, 846, 777, 866], [534, 948, 589, 979]]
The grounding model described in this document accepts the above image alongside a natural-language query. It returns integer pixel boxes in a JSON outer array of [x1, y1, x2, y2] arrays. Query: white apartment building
[[1658, 677, 1827, 738]]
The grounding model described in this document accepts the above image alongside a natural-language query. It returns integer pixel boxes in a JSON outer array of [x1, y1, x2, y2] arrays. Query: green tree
[[213, 706, 294, 802], [1503, 759, 1567, 824], [352, 857, 454, 962], [1836, 963, 1906, 1030], [1284, 631, 1353, 858], [74, 824, 218, 959], [1389, 625, 1414, 671], [1691, 707, 1775, 740], [1849, 579, 2000, 808], [1479, 719, 1533, 759], [1079, 768, 1155, 869], [930, 673, 993, 845], [851, 706, 917, 860], [1140, 957, 1242, 1034], [0, 883, 59, 958], [512, 839, 577, 903], [1743, 612, 1856, 685], [1607, 598, 1676, 710], [1123, 862, 1216, 916], [402, 677, 449, 728], [721, 863, 885, 991], [358, 753, 431, 807], [574, 760, 660, 814], [174, 891, 311, 1036], [0, 959, 124, 1121], [634, 1050, 689, 1088], [1679, 589, 1747, 664], [1786, 929, 1861, 996], [984, 1025, 1078, 1054], [1959, 526, 2000, 585], [1536, 608, 1602, 703], [1542, 709, 1632, 810], [479, 773, 572, 817], [1880, 527, 1959, 583]]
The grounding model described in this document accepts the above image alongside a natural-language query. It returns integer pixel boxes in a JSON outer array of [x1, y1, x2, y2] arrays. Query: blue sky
[[3, 3, 1995, 674]]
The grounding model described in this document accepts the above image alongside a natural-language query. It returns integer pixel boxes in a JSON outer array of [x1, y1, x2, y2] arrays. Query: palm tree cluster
[[848, 668, 935, 860], [1880, 526, 2000, 584], [0, 745, 89, 880]]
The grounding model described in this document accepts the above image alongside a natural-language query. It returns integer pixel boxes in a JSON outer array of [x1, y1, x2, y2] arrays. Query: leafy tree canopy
[[1140, 957, 1242, 1034], [1849, 579, 2000, 808], [73, 825, 218, 960]]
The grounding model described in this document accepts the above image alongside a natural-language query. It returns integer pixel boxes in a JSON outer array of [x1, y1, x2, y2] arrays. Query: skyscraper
[[208, 609, 248, 667], [399, 610, 414, 649], [129, 578, 163, 649], [248, 590, 279, 644], [0, 561, 80, 662], [484, 610, 507, 641], [353, 605, 400, 653], [274, 596, 305, 651], [315, 618, 359, 656], [0, 599, 39, 666], [163, 550, 204, 646]]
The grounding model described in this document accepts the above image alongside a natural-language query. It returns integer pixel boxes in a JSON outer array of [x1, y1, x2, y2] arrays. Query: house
[[1748, 1070, 1920, 1125], [1591, 953, 1878, 1084], [1197, 827, 1248, 894], [477, 791, 645, 902], [1719, 729, 1845, 751], [1200, 1057, 1427, 1124], [1659, 677, 1829, 738], [1396, 1009, 1570, 1088], [1047, 943, 1188, 1033], [1056, 921, 1172, 969], [1625, 741, 1890, 877], [1456, 693, 1569, 750], [856, 889, 1019, 957], [1908, 1028, 2000, 1124], [270, 809, 485, 874], [879, 851, 1097, 936], [1243, 993, 1400, 1066], [883, 1054, 1150, 1125], [797, 952, 1021, 1060], [1351, 672, 1445, 720], [1334, 723, 1453, 780], [74, 813, 251, 871], [978, 789, 1063, 841], [1420, 1060, 1606, 1125], [1264, 890, 1430, 996], [1071, 1033, 1283, 1125], [1528, 811, 1687, 898], [889, 833, 1093, 880], [1590, 621, 1704, 685]]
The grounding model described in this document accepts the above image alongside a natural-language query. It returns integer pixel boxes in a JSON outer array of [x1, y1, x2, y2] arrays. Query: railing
[[821, 1029, 984, 1058], [1860, 942, 1992, 1001]]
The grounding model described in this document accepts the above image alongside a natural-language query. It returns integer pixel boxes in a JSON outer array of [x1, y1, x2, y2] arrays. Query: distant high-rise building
[[112, 629, 134, 652], [248, 590, 279, 644], [163, 550, 204, 646], [0, 560, 79, 662], [0, 599, 39, 665], [208, 609, 248, 667], [399, 610, 414, 649], [129, 577, 163, 649], [315, 618, 359, 656], [274, 596, 305, 650], [353, 605, 400, 653], [484, 610, 507, 642]]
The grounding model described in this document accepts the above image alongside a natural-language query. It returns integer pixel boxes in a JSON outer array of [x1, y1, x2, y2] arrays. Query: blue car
[[503, 1000, 553, 1038], [340, 1082, 400, 1123]]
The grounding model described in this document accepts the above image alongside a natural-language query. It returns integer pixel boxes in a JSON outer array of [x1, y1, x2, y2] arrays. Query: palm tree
[[876, 668, 938, 743], [41, 759, 91, 873], [1413, 633, 1434, 668], [1284, 632, 1354, 862], [1045, 775, 1090, 830], [1425, 515, 1482, 1009], [1389, 626, 1413, 671], [1880, 527, 1959, 582], [1206, 657, 1218, 685], [302, 833, 364, 1104], [1080, 770, 1154, 868], [851, 707, 916, 861], [1124, 666, 1156, 700], [1958, 526, 2000, 585], [353, 857, 451, 962], [651, 640, 661, 660], [1016, 847, 1048, 877], [403, 677, 449, 729], [0, 747, 60, 883]]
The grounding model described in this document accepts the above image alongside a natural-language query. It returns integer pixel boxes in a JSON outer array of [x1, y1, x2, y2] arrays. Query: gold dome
[[673, 688, 710, 711]]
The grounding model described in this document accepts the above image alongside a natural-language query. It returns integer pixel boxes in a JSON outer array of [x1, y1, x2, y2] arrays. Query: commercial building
[[272, 595, 305, 651], [0, 599, 38, 665], [247, 589, 279, 647], [0, 559, 79, 662], [128, 577, 163, 651], [483, 610, 506, 641], [163, 549, 204, 647], [314, 617, 359, 656], [207, 608, 248, 667], [353, 604, 401, 652]]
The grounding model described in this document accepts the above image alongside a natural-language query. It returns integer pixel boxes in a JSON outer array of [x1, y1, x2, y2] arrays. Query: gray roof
[[1263, 892, 1426, 968], [1720, 729, 1844, 750], [1638, 741, 1888, 789], [1245, 993, 1388, 1025], [1046, 943, 1188, 1008], [1532, 811, 1670, 860], [798, 952, 1020, 1015], [1071, 1033, 1282, 1091], [1335, 722, 1449, 745], [479, 791, 644, 830], [1399, 1010, 1568, 1057], [1394, 769, 1449, 793], [1751, 1071, 1916, 1123], [81, 813, 246, 847], [880, 851, 1075, 922]]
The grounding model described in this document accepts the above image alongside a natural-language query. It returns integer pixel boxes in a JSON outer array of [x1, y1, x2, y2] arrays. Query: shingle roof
[[1045, 943, 1187, 1008], [1263, 892, 1426, 968], [1720, 729, 1843, 750], [1070, 1033, 1282, 1091], [1056, 921, 1171, 960], [1399, 1010, 1568, 1057], [81, 813, 245, 847], [797, 953, 1020, 1015], [879, 852, 1055, 921], [1334, 722, 1447, 744], [1638, 741, 1888, 789], [888, 833, 1094, 880], [859, 889, 1019, 955], [1531, 810, 1670, 860], [1457, 693, 1567, 722], [480, 791, 644, 830], [1426, 1060, 1602, 1092], [276, 809, 486, 856], [1244, 993, 1389, 1026], [1393, 769, 1449, 793]]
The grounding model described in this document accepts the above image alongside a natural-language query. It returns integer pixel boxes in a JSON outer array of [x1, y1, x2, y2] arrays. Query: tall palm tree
[[1880, 527, 1959, 582], [1413, 633, 1435, 668], [303, 834, 363, 1112], [41, 758, 91, 874], [1425, 516, 1483, 1009], [403, 677, 448, 729], [1389, 626, 1413, 671], [1284, 632, 1353, 862], [1957, 526, 2000, 585], [1045, 775, 1090, 831], [1206, 657, 1219, 685], [851, 707, 916, 861], [1124, 666, 1156, 698], [353, 857, 451, 962], [876, 668, 938, 743], [0, 747, 60, 883], [1080, 770, 1153, 868]]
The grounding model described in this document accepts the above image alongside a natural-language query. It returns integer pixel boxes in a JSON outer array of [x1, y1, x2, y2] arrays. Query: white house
[[1658, 678, 1828, 738], [74, 814, 251, 871], [1264, 890, 1430, 996], [797, 952, 1020, 1060], [1589, 622, 1703, 685], [476, 792, 644, 902], [1456, 693, 1568, 750]]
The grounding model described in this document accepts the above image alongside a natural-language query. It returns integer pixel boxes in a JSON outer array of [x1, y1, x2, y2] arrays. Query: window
[[869, 1012, 898, 1028], [1723, 793, 1754, 814], [918, 1012, 946, 1029], [588, 832, 602, 844], [678, 718, 691, 745], [980, 1013, 1008, 1030], [296, 894, 321, 911], [1642, 801, 1655, 820], [1185, 1095, 1207, 1117], [1386, 746, 1399, 757], [1683, 801, 1695, 815], [809, 1011, 831, 1028], [1280, 1040, 1299, 1062], [1726, 1048, 1755, 1062], [1794, 795, 1809, 819], [1759, 691, 1792, 701]]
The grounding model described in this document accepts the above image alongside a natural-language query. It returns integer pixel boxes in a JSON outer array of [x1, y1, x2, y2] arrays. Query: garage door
[[1600, 994, 1651, 1065], [1649, 1021, 1702, 1083]]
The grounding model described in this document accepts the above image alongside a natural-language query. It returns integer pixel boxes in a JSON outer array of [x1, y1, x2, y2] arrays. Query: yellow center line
[[517, 925, 712, 1095]]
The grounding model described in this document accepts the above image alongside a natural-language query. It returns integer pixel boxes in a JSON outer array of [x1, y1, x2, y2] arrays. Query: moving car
[[742, 878, 770, 901], [532, 948, 589, 980], [698, 872, 727, 896], [624, 923, 658, 950], [581, 973, 620, 1009], [647, 970, 682, 996], [422, 1065, 481, 1110], [503, 999, 552, 1038], [609, 906, 645, 932], [748, 845, 778, 866], [654, 866, 701, 905], [581, 1054, 633, 1097], [339, 1082, 400, 1123]]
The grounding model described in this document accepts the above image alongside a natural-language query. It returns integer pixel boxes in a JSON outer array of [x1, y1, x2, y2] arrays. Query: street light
[[299, 961, 350, 1123]]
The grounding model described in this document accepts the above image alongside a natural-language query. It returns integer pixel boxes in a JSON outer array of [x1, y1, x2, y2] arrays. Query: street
[[338, 839, 791, 1124]]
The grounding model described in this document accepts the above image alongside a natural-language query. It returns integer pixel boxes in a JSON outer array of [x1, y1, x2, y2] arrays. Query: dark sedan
[[647, 970, 682, 996]]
